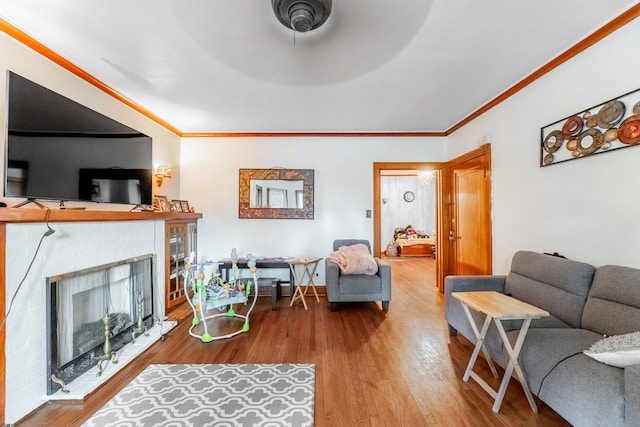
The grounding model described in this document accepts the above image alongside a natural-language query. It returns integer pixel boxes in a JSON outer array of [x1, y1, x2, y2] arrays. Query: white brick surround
[[4, 219, 167, 424]]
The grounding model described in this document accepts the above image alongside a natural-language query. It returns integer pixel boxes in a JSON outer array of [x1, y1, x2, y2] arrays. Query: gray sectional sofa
[[444, 250, 640, 427]]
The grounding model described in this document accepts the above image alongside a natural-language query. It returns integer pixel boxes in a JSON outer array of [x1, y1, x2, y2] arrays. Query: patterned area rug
[[83, 364, 315, 427]]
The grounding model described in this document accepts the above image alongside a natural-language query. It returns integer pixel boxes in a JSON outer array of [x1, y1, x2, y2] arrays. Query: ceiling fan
[[272, 0, 332, 32]]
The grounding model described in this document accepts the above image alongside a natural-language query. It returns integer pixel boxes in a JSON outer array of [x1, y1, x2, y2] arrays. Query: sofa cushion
[[581, 265, 640, 336], [338, 273, 382, 295], [584, 331, 640, 368], [539, 350, 624, 427], [510, 328, 603, 394], [510, 328, 624, 427], [505, 251, 595, 328], [482, 316, 575, 367]]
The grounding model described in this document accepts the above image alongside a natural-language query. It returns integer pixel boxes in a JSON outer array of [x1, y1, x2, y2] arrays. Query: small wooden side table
[[287, 257, 322, 310], [452, 291, 549, 413]]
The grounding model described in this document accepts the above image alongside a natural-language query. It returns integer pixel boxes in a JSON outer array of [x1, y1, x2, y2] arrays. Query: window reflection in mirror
[[250, 179, 304, 208], [239, 168, 314, 219]]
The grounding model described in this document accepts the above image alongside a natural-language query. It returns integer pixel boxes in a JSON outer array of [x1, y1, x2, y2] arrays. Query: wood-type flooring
[[17, 257, 570, 426]]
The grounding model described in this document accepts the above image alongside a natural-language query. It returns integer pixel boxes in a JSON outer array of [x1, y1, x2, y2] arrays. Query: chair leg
[[382, 300, 389, 311], [330, 302, 339, 312]]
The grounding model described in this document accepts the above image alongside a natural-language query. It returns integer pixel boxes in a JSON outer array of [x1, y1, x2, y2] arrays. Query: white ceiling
[[1, 1, 638, 134]]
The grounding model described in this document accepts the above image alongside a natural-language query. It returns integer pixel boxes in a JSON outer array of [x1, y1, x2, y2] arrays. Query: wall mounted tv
[[4, 71, 153, 206]]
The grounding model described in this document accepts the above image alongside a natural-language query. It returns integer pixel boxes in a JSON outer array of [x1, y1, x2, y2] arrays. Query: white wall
[[448, 17, 640, 273], [180, 137, 447, 283]]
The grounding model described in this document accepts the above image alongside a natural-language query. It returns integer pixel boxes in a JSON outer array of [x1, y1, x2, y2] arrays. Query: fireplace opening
[[46, 254, 155, 394]]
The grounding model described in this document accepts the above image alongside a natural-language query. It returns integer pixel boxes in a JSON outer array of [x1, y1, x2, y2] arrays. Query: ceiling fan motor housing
[[272, 0, 332, 32]]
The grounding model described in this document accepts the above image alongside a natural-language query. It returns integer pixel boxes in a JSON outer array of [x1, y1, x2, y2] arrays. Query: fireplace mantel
[[0, 207, 201, 424], [0, 207, 202, 223]]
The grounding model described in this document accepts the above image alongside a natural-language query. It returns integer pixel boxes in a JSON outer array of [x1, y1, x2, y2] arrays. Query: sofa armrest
[[444, 275, 506, 337], [375, 258, 391, 301], [625, 364, 640, 426], [325, 258, 341, 302]]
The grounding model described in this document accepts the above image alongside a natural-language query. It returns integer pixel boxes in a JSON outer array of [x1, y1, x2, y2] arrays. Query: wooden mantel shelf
[[0, 207, 202, 223]]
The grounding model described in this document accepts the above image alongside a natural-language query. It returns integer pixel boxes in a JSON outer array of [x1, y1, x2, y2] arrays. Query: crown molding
[[3, 4, 640, 139]]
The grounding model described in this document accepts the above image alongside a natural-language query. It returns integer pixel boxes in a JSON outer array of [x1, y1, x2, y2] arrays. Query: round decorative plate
[[618, 115, 640, 145], [576, 128, 604, 156], [562, 115, 583, 139], [596, 100, 625, 129], [543, 130, 564, 153]]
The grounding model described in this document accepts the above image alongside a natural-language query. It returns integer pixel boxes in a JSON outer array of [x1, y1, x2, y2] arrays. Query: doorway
[[379, 171, 436, 255], [373, 145, 492, 292], [373, 162, 444, 291]]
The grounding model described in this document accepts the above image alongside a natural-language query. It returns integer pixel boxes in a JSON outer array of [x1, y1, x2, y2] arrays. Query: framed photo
[[156, 195, 170, 212], [152, 197, 161, 211], [170, 200, 182, 212], [180, 200, 190, 213]]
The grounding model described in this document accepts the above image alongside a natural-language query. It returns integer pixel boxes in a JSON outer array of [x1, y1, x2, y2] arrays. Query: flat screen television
[[4, 71, 153, 206]]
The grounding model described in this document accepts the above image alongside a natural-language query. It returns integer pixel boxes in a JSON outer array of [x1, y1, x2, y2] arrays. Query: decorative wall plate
[[541, 87, 640, 167]]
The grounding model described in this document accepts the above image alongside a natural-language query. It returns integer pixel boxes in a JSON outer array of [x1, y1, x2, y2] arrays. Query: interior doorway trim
[[373, 162, 445, 257]]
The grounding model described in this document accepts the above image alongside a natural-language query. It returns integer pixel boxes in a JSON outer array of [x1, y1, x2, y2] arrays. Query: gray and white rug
[[83, 363, 315, 427]]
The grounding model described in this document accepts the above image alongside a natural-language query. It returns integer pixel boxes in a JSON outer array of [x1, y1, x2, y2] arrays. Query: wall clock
[[403, 191, 415, 202]]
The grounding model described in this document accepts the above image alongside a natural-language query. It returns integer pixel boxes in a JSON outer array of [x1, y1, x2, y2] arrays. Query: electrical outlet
[[366, 210, 372, 218]]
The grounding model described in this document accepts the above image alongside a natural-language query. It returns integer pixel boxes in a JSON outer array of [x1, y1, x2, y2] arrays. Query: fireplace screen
[[46, 254, 154, 394]]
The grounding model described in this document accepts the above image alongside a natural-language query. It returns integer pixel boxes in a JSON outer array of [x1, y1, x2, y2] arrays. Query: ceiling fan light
[[272, 0, 332, 33], [289, 5, 314, 32]]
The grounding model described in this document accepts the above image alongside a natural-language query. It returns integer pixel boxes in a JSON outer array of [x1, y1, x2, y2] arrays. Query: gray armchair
[[325, 239, 392, 311]]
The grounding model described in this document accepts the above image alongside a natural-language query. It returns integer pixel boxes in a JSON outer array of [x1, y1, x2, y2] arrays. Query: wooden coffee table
[[452, 291, 549, 413]]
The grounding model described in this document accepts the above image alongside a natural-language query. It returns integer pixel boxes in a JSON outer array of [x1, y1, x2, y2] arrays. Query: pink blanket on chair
[[330, 244, 379, 275]]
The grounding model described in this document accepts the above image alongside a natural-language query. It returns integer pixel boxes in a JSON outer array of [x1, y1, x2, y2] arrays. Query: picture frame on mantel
[[170, 200, 182, 212], [155, 195, 170, 212]]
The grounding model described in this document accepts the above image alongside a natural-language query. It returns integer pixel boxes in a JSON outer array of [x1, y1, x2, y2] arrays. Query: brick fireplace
[[0, 211, 190, 424]]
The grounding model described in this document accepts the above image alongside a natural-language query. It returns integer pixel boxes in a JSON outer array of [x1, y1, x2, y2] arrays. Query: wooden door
[[447, 145, 492, 277]]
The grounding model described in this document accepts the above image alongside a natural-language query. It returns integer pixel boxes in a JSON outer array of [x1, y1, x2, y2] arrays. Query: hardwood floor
[[18, 257, 570, 426]]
